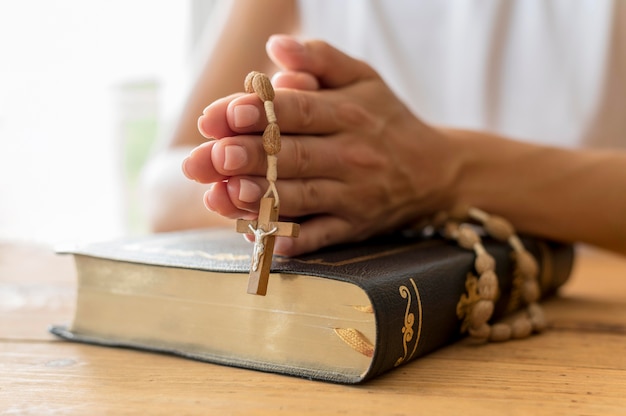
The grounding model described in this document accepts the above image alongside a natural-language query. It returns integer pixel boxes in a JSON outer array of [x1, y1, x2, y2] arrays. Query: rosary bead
[[489, 323, 512, 342], [511, 317, 533, 339], [516, 249, 539, 278], [457, 225, 480, 249], [470, 299, 495, 328], [252, 73, 275, 102], [469, 323, 491, 340], [522, 279, 541, 304], [263, 123, 281, 155], [244, 71, 261, 93], [475, 252, 496, 274], [484, 215, 515, 241], [478, 270, 499, 301], [528, 302, 547, 332]]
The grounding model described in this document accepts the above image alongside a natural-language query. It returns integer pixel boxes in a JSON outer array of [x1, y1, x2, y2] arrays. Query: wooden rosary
[[235, 71, 544, 342], [236, 71, 299, 296], [433, 206, 545, 342]]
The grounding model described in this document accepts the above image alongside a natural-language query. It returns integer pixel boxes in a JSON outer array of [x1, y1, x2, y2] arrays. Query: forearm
[[169, 0, 298, 148], [446, 128, 626, 254], [140, 147, 234, 231]]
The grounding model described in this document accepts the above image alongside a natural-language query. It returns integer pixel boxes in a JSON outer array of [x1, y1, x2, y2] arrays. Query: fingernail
[[181, 157, 197, 181], [203, 190, 215, 211], [223, 145, 248, 171], [233, 104, 261, 128], [238, 179, 263, 203]]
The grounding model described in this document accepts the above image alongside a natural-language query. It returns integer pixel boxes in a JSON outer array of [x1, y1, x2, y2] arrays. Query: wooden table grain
[[1, 242, 625, 415]]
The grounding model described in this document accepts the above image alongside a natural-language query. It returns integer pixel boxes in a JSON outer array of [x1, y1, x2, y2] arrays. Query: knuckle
[[289, 138, 314, 177], [292, 91, 315, 129], [297, 180, 322, 214]]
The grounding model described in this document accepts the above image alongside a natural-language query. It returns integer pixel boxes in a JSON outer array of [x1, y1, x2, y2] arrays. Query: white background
[[0, 1, 196, 245]]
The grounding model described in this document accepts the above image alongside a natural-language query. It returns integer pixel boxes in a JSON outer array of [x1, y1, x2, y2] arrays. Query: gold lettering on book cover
[[456, 273, 482, 333], [394, 278, 422, 367]]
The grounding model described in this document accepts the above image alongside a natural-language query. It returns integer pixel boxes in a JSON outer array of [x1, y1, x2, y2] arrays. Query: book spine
[[363, 239, 574, 382]]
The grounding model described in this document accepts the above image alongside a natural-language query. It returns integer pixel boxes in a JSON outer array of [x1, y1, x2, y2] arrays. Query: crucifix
[[236, 197, 299, 295], [236, 71, 300, 296]]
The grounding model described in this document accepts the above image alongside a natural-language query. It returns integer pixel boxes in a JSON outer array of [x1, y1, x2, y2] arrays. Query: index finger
[[198, 87, 350, 137]]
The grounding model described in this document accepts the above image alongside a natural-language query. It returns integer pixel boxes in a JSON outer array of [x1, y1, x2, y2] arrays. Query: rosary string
[[245, 71, 281, 208]]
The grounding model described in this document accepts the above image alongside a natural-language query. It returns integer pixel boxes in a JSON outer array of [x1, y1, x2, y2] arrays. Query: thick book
[[51, 228, 574, 384]]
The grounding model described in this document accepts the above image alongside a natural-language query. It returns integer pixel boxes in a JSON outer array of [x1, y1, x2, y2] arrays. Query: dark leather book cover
[[51, 228, 574, 383]]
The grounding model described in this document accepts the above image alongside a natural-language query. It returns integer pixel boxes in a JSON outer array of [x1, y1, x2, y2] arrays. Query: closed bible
[[51, 228, 574, 384]]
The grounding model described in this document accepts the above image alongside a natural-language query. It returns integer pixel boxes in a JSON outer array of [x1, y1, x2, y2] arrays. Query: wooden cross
[[236, 197, 300, 295]]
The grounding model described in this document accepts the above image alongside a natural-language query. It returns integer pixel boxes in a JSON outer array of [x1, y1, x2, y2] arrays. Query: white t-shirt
[[297, 0, 626, 149]]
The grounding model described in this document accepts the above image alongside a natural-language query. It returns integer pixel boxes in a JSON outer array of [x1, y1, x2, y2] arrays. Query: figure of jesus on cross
[[248, 223, 277, 272]]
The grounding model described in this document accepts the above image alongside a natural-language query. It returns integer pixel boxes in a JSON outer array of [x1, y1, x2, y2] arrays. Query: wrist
[[434, 127, 546, 216]]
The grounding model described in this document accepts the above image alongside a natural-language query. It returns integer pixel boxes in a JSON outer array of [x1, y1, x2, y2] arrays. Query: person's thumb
[[265, 34, 379, 89]]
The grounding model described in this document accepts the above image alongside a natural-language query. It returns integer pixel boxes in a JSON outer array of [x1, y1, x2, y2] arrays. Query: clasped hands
[[182, 35, 459, 256]]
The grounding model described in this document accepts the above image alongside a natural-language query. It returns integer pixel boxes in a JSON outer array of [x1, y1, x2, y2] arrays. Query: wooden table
[[1, 242, 625, 415]]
